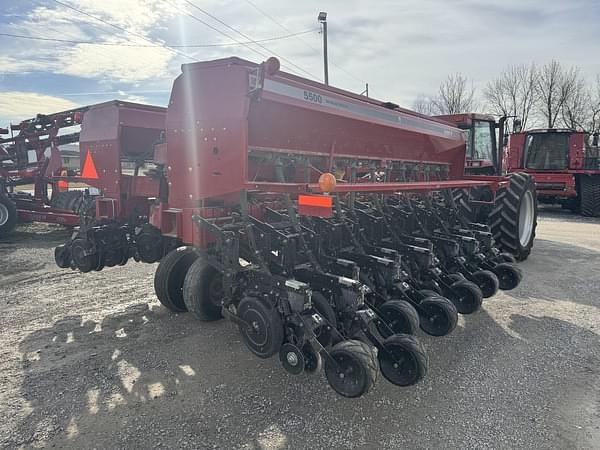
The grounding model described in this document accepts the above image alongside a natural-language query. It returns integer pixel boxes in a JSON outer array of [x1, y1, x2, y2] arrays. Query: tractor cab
[[435, 114, 501, 175]]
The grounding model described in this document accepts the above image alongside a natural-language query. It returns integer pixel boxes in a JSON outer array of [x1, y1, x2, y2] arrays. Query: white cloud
[[61, 43, 173, 82], [2, 0, 180, 82], [0, 92, 79, 124]]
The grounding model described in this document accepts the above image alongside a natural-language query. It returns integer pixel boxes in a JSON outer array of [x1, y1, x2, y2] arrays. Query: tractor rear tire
[[51, 191, 82, 212], [183, 259, 224, 321], [489, 172, 537, 261], [154, 246, 199, 312], [580, 175, 600, 217], [0, 194, 17, 237], [452, 188, 477, 224]]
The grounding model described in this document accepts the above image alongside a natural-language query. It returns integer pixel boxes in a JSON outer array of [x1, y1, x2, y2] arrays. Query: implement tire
[[154, 246, 199, 312], [0, 194, 17, 237], [183, 259, 224, 321], [488, 172, 537, 261], [580, 175, 600, 217]]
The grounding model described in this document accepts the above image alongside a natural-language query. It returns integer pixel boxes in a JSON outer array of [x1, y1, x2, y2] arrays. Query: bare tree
[[484, 63, 537, 129], [432, 73, 477, 114], [536, 60, 581, 128], [561, 76, 590, 130], [412, 94, 437, 115], [588, 75, 600, 134]]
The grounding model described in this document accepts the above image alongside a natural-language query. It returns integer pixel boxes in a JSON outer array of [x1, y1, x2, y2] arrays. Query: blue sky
[[1, 0, 599, 124]]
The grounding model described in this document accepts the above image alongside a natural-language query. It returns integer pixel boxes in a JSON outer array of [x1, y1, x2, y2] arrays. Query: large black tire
[[580, 175, 600, 217], [51, 191, 83, 212], [488, 172, 537, 261], [325, 340, 379, 398], [0, 194, 17, 237], [183, 258, 224, 321], [452, 188, 477, 224], [154, 246, 199, 312]]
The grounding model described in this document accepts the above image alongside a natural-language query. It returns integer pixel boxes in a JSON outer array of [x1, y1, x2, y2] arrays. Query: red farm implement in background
[[52, 56, 535, 398], [504, 128, 600, 216], [0, 101, 166, 240]]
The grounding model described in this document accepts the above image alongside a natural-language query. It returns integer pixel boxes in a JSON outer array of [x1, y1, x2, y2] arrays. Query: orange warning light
[[318, 172, 337, 193]]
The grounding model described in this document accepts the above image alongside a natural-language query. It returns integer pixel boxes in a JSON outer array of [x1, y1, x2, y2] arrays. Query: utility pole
[[318, 12, 328, 85]]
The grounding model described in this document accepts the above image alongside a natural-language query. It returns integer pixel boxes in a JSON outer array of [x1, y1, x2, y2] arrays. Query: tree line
[[412, 61, 600, 133]]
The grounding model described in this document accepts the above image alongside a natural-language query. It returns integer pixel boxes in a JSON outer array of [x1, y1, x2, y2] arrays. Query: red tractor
[[436, 114, 538, 260], [504, 128, 600, 216]]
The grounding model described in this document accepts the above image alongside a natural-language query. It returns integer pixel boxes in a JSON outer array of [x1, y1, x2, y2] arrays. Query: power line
[[50, 0, 198, 61], [182, 0, 320, 80], [243, 0, 364, 86], [161, 0, 270, 61], [0, 29, 318, 48]]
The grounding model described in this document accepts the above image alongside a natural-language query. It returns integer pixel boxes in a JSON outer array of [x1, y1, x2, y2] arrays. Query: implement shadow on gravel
[[13, 298, 582, 449], [507, 313, 600, 449]]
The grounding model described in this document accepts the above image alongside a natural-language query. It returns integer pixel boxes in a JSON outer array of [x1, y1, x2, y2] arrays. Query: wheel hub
[[286, 352, 298, 366]]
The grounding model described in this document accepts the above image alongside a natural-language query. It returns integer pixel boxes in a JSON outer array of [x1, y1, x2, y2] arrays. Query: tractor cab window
[[472, 120, 495, 162], [463, 120, 496, 164], [525, 133, 569, 170]]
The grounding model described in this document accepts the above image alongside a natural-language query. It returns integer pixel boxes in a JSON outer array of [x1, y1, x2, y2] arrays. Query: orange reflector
[[298, 195, 333, 207], [298, 195, 333, 218], [81, 150, 99, 179]]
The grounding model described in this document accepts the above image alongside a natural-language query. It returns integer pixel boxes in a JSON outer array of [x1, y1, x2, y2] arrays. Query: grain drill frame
[[55, 57, 529, 398]]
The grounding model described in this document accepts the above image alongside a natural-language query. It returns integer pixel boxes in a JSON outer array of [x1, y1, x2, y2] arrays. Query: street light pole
[[318, 12, 328, 85]]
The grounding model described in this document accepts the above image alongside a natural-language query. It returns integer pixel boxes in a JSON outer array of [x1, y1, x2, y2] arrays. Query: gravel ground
[[0, 207, 599, 449]]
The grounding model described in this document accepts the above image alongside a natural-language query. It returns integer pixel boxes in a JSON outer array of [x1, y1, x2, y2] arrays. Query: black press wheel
[[237, 296, 284, 359], [154, 246, 199, 312], [471, 269, 499, 298], [54, 244, 71, 268], [449, 280, 483, 314], [70, 238, 98, 273], [493, 263, 523, 291], [375, 300, 420, 337], [418, 296, 458, 337], [378, 334, 428, 386], [324, 339, 379, 398], [183, 258, 224, 321]]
